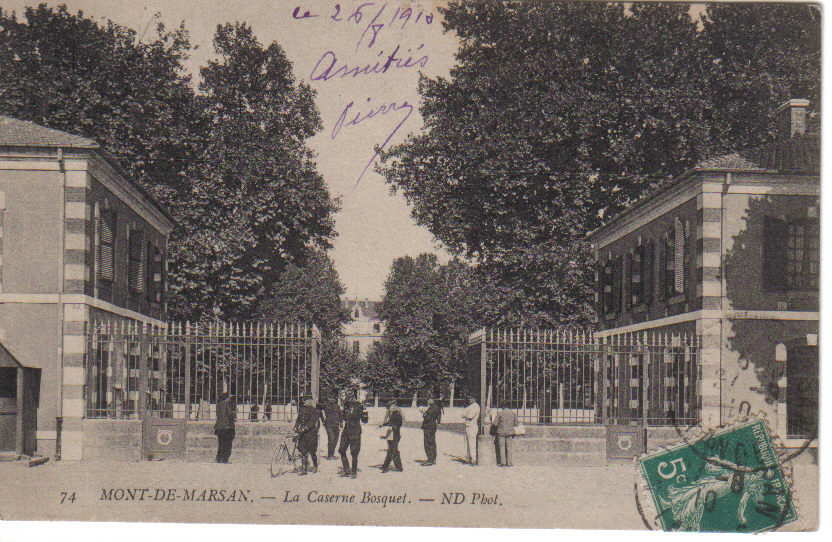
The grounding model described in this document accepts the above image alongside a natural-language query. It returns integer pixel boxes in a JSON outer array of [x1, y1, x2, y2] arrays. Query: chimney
[[776, 98, 810, 140]]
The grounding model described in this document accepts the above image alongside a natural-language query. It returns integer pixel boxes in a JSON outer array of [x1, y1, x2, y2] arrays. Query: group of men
[[215, 390, 520, 471]]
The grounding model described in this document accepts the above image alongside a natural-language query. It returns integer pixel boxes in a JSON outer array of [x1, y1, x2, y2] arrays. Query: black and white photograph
[[0, 0, 822, 535]]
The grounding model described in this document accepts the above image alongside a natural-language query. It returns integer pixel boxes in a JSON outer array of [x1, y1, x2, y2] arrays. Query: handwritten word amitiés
[[331, 98, 414, 184], [310, 45, 427, 82]]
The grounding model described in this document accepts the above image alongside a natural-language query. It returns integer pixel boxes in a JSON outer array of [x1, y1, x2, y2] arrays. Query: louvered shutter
[[763, 216, 789, 292], [644, 240, 654, 305], [657, 238, 666, 302], [99, 210, 115, 282], [624, 252, 632, 310], [674, 218, 684, 293], [128, 229, 145, 293], [596, 263, 605, 316], [611, 256, 622, 312]]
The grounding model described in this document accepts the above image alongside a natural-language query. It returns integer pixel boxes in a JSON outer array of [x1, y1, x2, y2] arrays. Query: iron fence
[[85, 321, 320, 421], [467, 328, 700, 427]]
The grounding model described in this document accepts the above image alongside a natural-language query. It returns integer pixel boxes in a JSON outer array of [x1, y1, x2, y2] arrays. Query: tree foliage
[[373, 254, 481, 392], [0, 7, 338, 320], [255, 251, 350, 338], [378, 1, 820, 326]]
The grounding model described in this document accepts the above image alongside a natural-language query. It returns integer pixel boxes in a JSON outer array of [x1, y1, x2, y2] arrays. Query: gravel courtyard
[[0, 428, 818, 531]]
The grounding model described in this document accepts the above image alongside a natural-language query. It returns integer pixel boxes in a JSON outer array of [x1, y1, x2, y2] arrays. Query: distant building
[[0, 116, 175, 459], [588, 99, 819, 444], [341, 298, 385, 356]]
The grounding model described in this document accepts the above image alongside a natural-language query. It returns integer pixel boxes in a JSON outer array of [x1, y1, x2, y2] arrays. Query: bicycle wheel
[[290, 443, 304, 473], [270, 443, 291, 477]]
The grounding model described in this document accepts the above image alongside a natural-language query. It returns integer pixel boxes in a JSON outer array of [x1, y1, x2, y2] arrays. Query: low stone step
[[513, 437, 606, 454], [508, 451, 607, 467]]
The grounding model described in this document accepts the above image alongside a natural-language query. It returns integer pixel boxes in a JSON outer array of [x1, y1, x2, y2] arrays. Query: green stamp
[[638, 419, 797, 532]]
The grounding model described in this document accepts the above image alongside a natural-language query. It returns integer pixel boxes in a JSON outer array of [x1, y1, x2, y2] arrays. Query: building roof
[[0, 115, 176, 228], [588, 133, 820, 242], [343, 299, 381, 320], [0, 116, 99, 148], [693, 133, 819, 174]]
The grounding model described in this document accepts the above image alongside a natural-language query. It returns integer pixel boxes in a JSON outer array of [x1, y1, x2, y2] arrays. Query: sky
[[1, 0, 458, 300]]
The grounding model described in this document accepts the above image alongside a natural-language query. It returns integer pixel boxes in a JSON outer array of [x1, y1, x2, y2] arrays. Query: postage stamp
[[637, 418, 798, 533]]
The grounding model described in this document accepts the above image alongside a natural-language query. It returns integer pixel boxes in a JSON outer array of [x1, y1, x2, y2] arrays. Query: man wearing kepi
[[214, 390, 236, 463], [461, 394, 480, 465], [421, 397, 442, 465], [294, 395, 321, 475], [320, 391, 342, 460], [492, 400, 518, 466], [338, 389, 368, 478], [380, 400, 403, 472]]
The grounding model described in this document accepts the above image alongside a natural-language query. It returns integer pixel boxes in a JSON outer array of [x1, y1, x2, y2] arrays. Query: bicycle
[[270, 434, 303, 477]]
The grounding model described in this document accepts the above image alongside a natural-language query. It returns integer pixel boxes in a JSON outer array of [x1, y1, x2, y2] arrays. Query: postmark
[[636, 417, 797, 533]]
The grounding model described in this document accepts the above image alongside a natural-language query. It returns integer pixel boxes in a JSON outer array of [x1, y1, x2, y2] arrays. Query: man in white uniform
[[461, 394, 481, 465]]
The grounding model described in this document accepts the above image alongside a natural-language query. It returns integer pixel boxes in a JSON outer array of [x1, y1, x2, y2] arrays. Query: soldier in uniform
[[380, 400, 403, 472], [320, 391, 343, 459], [338, 389, 368, 478], [214, 391, 236, 463], [420, 397, 442, 465], [294, 395, 321, 475]]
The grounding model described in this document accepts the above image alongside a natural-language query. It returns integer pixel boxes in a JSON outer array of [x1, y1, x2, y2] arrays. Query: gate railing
[[85, 321, 320, 421], [467, 328, 700, 427]]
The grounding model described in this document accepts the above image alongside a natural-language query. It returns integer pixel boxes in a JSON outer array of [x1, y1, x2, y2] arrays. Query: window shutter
[[644, 240, 654, 305], [611, 256, 622, 312], [159, 249, 167, 304], [624, 252, 632, 310], [596, 264, 605, 316], [763, 216, 789, 291], [657, 238, 666, 301], [665, 229, 675, 298], [128, 229, 146, 293], [674, 218, 684, 293], [99, 210, 115, 282], [146, 243, 156, 302]]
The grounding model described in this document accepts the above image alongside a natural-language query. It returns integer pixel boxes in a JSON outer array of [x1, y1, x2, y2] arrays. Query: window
[[764, 216, 819, 291], [373, 322, 381, 333], [602, 256, 621, 314], [98, 209, 116, 282], [352, 341, 360, 355], [630, 245, 644, 306], [147, 245, 163, 303], [128, 228, 146, 293], [354, 308, 360, 319]]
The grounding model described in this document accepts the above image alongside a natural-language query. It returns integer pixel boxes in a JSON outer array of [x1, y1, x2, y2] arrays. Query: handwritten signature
[[331, 98, 414, 185]]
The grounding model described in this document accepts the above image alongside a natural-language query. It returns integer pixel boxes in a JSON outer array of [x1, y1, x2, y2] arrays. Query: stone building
[[0, 117, 174, 459], [587, 99, 819, 444], [341, 298, 385, 356]]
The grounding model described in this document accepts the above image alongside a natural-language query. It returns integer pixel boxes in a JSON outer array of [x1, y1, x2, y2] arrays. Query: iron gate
[[85, 321, 320, 421], [467, 328, 700, 426]]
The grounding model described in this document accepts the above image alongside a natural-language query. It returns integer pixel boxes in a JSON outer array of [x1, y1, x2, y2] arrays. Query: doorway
[[786, 345, 819, 440], [0, 367, 16, 451]]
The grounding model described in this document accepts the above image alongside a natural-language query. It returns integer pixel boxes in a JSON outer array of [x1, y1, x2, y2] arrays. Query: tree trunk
[[449, 380, 456, 407], [411, 390, 418, 408]]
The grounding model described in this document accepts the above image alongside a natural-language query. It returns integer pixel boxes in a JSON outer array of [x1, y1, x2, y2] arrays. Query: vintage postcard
[[0, 0, 821, 534]]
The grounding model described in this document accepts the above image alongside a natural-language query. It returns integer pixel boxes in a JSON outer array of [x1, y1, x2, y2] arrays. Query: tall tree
[[379, 1, 820, 326], [0, 4, 200, 202], [0, 9, 340, 320], [375, 254, 480, 394], [171, 22, 338, 320], [701, 2, 821, 151], [255, 251, 350, 338]]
